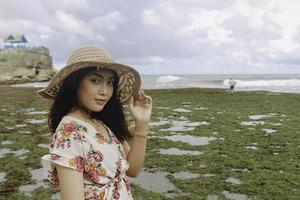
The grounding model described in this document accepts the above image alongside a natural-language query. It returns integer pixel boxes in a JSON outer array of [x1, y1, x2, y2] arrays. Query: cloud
[[40, 34, 50, 39], [222, 14, 282, 41], [0, 0, 299, 74], [0, 0, 50, 20], [149, 56, 164, 64], [55, 10, 93, 37], [142, 10, 161, 26], [41, 0, 89, 12], [0, 19, 53, 35], [89, 10, 125, 31]]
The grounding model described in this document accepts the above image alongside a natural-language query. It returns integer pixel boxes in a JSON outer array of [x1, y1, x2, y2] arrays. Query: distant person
[[33, 64, 41, 76], [229, 78, 237, 95]]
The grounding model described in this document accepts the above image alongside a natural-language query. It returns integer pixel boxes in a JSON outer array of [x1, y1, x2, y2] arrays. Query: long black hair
[[48, 66, 133, 142]]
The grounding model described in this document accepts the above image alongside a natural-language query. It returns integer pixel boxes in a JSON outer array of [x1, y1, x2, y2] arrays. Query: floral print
[[69, 155, 85, 172], [84, 149, 106, 183], [50, 121, 87, 149], [95, 132, 106, 144], [41, 115, 133, 199]]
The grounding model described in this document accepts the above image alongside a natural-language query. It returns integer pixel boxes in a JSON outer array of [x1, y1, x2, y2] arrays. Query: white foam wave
[[156, 75, 184, 83], [223, 79, 300, 87], [10, 82, 49, 88]]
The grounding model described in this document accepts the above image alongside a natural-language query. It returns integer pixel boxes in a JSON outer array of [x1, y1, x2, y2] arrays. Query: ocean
[[9, 74, 300, 94], [141, 74, 300, 94]]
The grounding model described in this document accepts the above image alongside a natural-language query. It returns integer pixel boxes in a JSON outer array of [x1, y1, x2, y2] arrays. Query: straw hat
[[36, 45, 141, 104]]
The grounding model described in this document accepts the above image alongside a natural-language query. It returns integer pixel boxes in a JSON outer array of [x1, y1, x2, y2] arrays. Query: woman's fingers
[[139, 89, 153, 105], [128, 96, 133, 107], [140, 89, 148, 104], [138, 89, 142, 100], [145, 96, 152, 105], [141, 90, 146, 104], [133, 89, 152, 106]]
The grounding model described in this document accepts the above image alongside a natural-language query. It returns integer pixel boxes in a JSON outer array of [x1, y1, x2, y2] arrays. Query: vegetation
[[0, 86, 299, 199]]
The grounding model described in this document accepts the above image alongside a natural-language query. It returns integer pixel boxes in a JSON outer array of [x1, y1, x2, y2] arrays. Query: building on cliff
[[3, 34, 28, 49], [0, 35, 56, 84]]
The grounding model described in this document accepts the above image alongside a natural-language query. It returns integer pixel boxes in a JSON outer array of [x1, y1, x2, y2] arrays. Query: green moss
[[0, 86, 299, 199]]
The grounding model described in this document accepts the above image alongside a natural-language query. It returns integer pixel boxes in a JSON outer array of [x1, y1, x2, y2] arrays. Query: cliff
[[0, 47, 56, 84]]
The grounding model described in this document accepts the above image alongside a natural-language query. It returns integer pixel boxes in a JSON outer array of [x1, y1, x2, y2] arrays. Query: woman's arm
[[122, 139, 131, 159], [56, 164, 85, 200], [125, 89, 152, 177], [124, 121, 149, 177]]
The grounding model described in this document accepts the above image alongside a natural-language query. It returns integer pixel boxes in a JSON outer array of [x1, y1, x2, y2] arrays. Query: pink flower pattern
[[69, 155, 85, 172], [43, 118, 132, 199]]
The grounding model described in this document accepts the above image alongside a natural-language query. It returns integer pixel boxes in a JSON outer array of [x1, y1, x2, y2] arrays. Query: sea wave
[[156, 75, 184, 83], [223, 79, 300, 87], [10, 82, 49, 88]]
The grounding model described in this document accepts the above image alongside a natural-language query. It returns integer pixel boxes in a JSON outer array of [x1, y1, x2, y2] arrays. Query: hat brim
[[36, 61, 141, 104]]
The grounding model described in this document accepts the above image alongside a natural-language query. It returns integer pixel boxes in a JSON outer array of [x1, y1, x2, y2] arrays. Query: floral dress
[[41, 115, 133, 200]]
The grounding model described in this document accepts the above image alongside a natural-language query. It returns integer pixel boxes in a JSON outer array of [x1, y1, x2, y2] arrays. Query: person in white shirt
[[229, 78, 237, 95]]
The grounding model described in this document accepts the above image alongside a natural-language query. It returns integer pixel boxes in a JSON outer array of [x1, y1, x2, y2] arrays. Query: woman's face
[[77, 68, 115, 112]]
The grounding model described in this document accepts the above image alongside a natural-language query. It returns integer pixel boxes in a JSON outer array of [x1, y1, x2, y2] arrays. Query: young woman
[[38, 46, 152, 200]]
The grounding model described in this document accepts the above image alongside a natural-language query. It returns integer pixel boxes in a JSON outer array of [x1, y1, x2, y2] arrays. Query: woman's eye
[[108, 81, 114, 85], [92, 79, 100, 84]]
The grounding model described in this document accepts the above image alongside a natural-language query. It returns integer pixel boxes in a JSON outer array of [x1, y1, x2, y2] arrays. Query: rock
[[0, 47, 56, 84]]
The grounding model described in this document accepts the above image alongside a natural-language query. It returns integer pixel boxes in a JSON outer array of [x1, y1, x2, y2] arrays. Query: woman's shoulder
[[56, 115, 90, 134]]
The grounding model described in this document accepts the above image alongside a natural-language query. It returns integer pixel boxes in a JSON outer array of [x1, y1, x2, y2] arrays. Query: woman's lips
[[95, 100, 106, 105]]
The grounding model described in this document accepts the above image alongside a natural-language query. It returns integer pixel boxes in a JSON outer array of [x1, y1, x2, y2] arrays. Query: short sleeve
[[40, 119, 89, 188]]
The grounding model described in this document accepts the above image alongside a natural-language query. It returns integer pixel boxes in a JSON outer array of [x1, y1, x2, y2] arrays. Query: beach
[[10, 74, 300, 94], [0, 86, 299, 199]]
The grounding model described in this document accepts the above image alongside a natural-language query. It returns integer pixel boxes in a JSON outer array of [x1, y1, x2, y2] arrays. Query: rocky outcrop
[[0, 47, 56, 84]]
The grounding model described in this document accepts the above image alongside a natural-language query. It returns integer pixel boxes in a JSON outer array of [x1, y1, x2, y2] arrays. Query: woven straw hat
[[36, 45, 141, 104]]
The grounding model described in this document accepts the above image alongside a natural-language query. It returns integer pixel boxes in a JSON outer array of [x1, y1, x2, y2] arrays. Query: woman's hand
[[128, 89, 152, 123]]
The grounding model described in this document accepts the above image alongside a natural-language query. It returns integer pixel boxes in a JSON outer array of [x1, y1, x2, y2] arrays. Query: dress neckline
[[64, 115, 113, 143]]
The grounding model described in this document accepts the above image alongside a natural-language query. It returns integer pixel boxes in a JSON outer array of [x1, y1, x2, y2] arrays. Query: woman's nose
[[99, 83, 108, 95]]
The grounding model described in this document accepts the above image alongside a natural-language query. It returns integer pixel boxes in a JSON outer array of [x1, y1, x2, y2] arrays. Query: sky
[[0, 0, 300, 74]]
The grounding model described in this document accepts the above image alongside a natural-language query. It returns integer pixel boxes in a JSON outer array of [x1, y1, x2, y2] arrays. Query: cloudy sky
[[0, 0, 300, 74]]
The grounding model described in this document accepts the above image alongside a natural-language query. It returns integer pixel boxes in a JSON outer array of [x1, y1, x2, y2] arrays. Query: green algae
[[0, 86, 299, 199]]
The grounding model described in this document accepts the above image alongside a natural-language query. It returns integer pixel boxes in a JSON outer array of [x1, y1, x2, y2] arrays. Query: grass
[[0, 86, 299, 199]]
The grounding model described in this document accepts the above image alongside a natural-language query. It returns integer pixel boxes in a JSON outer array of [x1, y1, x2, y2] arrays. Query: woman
[[38, 46, 152, 200]]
